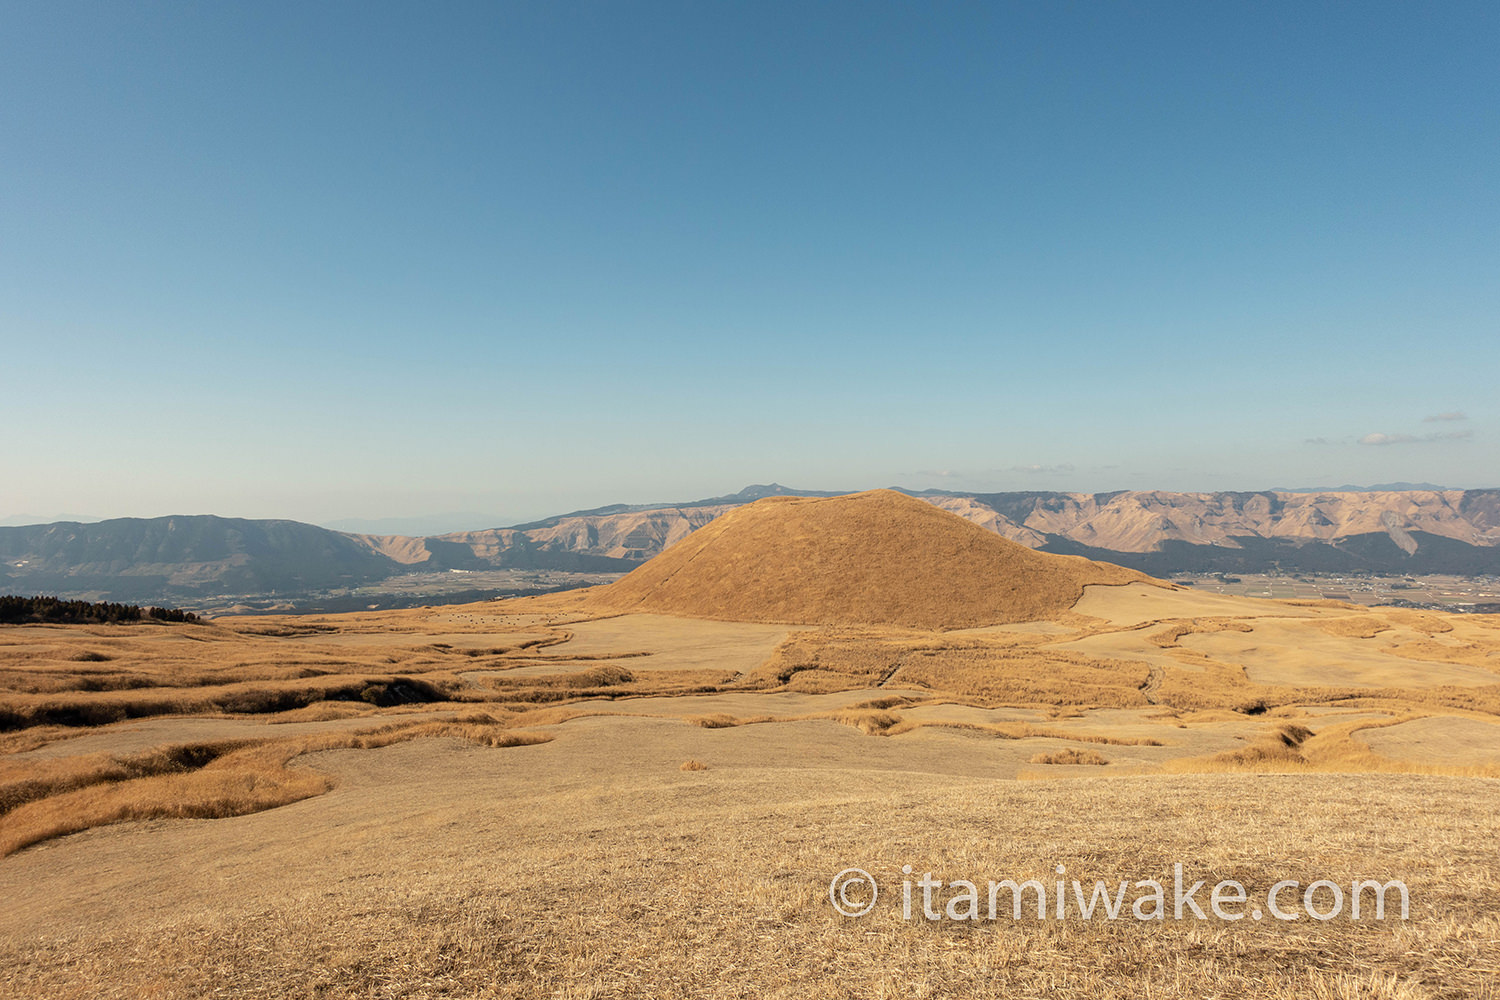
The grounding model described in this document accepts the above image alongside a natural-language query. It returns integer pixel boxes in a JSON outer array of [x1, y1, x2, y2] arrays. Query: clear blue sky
[[3, 1, 1496, 527]]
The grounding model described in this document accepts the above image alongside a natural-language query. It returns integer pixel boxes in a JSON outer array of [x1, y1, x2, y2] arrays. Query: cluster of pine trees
[[0, 595, 201, 625]]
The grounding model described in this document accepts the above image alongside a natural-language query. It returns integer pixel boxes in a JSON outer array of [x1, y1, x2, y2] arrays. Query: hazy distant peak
[[713, 484, 846, 502], [0, 514, 104, 527], [1270, 482, 1452, 493], [732, 483, 796, 499], [726, 484, 808, 499]]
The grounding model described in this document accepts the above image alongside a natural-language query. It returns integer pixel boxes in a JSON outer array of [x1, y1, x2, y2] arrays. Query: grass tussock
[[1147, 618, 1253, 648], [477, 663, 635, 690], [0, 721, 553, 856], [0, 741, 246, 817], [1168, 716, 1500, 778], [1388, 638, 1500, 672], [746, 629, 1158, 709], [1316, 616, 1397, 639], [825, 709, 904, 735], [848, 695, 919, 711], [690, 713, 774, 729], [891, 646, 1153, 708], [1030, 748, 1109, 765], [262, 701, 374, 724], [1378, 609, 1458, 635], [1150, 659, 1316, 714], [503, 704, 614, 728], [0, 747, 331, 856], [740, 629, 923, 690], [881, 718, 1162, 746], [468, 666, 734, 706], [0, 674, 468, 732], [1299, 685, 1500, 717]]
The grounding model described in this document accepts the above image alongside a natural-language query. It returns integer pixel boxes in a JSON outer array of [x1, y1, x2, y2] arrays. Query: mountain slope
[[963, 489, 1500, 552], [0, 516, 393, 598], [402, 488, 1500, 576], [5, 487, 1500, 607]]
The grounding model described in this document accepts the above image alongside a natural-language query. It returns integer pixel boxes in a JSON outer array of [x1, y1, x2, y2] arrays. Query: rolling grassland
[[3, 493, 1498, 997]]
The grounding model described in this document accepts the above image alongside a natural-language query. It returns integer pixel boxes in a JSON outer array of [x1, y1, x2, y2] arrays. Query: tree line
[[0, 595, 201, 625]]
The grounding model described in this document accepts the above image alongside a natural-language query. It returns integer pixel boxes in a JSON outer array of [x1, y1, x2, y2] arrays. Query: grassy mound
[[579, 490, 1143, 629]]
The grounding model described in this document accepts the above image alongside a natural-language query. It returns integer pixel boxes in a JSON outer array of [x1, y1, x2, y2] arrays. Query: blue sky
[[2, 1, 1495, 527]]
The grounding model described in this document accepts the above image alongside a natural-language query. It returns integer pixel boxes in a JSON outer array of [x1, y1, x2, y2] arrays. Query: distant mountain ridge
[[504, 483, 840, 530], [4, 487, 1500, 606], [1268, 482, 1452, 493], [0, 516, 395, 598]]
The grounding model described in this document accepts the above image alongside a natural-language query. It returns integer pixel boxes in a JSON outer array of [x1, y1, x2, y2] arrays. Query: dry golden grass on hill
[[4, 572, 1500, 859], [3, 759, 1497, 999], [3, 491, 1500, 997], [0, 718, 551, 857], [1032, 747, 1110, 764], [530, 489, 1144, 629], [4, 595, 1497, 865]]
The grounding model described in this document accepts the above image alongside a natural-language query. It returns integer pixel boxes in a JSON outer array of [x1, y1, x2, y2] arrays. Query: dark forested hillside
[[0, 595, 200, 625]]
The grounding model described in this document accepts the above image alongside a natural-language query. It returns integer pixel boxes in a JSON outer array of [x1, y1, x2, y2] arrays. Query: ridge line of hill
[[4, 487, 1500, 606], [551, 490, 1145, 629]]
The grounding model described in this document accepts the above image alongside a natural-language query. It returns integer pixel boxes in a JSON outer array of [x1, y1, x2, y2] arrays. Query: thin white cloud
[[1359, 430, 1473, 446], [1009, 463, 1076, 475], [1422, 411, 1468, 422], [894, 464, 1078, 488], [902, 464, 1075, 480]]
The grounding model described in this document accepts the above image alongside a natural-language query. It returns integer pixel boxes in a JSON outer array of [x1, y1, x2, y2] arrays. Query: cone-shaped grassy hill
[[574, 489, 1144, 629]]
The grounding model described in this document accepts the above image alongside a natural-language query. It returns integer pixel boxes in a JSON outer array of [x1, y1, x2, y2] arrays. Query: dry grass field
[[3, 493, 1499, 997]]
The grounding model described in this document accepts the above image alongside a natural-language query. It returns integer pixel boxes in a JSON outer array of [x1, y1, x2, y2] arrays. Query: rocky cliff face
[[953, 490, 1500, 553], [348, 505, 735, 569], [354, 489, 1500, 566]]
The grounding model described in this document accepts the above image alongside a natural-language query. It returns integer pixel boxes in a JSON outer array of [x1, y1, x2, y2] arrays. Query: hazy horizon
[[1, 478, 1494, 535], [3, 3, 1494, 526]]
